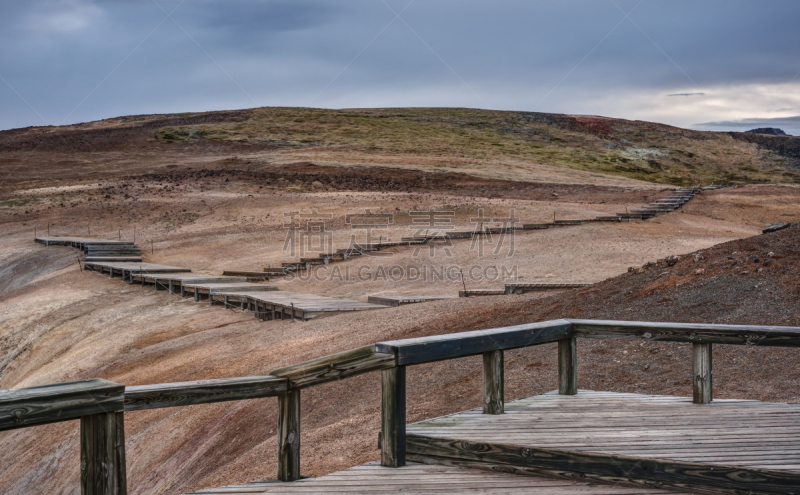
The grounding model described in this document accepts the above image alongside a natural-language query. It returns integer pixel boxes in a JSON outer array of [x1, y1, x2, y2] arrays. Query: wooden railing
[[2, 319, 799, 494]]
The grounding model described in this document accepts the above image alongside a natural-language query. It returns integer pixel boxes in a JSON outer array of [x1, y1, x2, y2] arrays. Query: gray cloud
[[668, 93, 705, 97], [1, 0, 799, 131]]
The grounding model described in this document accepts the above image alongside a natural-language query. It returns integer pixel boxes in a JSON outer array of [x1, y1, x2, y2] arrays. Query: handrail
[[0, 378, 123, 431], [123, 375, 288, 411], [375, 319, 572, 365], [570, 319, 800, 346], [3, 319, 800, 494]]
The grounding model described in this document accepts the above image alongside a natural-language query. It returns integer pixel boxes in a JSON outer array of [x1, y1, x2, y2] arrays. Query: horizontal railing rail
[[123, 375, 288, 411], [2, 319, 799, 494]]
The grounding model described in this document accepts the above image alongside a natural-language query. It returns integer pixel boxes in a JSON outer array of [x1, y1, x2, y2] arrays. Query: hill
[[2, 108, 800, 192]]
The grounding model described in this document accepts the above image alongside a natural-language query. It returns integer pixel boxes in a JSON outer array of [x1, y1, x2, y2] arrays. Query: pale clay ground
[[0, 185, 798, 495]]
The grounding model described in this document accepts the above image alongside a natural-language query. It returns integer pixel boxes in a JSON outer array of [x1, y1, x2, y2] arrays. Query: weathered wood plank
[[123, 376, 288, 411], [406, 434, 800, 494], [482, 350, 504, 414], [277, 390, 300, 482], [693, 343, 712, 404], [0, 379, 123, 431], [269, 345, 395, 389], [558, 338, 577, 395], [81, 411, 127, 495], [375, 319, 572, 366], [381, 366, 406, 468], [570, 319, 800, 346]]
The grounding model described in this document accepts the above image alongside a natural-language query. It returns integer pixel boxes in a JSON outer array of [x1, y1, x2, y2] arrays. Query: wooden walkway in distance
[[213, 291, 386, 320], [84, 261, 190, 280], [130, 272, 248, 293], [35, 236, 133, 246], [189, 461, 686, 494], [406, 390, 800, 494], [505, 282, 590, 294], [367, 295, 457, 307]]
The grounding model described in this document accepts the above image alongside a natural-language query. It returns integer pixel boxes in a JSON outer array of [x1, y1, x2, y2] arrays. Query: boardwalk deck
[[212, 291, 385, 320], [406, 390, 800, 494], [129, 273, 248, 293], [188, 461, 685, 494], [35, 236, 134, 246], [85, 261, 190, 281], [181, 282, 279, 303], [505, 282, 590, 294], [458, 289, 506, 297], [367, 295, 457, 307]]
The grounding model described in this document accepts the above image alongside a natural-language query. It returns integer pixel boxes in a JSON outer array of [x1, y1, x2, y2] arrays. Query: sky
[[1, 0, 799, 134]]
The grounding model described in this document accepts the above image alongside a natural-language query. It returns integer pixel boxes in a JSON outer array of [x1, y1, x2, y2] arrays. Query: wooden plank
[[375, 319, 572, 366], [570, 319, 800, 346], [693, 343, 712, 404], [123, 376, 288, 411], [277, 390, 300, 482], [269, 345, 395, 389], [381, 366, 406, 468], [406, 434, 800, 494], [187, 461, 688, 494], [0, 379, 123, 431], [367, 295, 457, 307], [558, 338, 577, 395], [80, 411, 127, 495], [482, 350, 504, 414], [406, 391, 800, 492]]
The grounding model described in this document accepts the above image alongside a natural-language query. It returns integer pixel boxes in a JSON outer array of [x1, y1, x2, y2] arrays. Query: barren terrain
[[1, 108, 799, 495]]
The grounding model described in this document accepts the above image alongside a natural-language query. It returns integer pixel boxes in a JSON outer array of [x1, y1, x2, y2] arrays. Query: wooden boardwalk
[[505, 282, 590, 294], [35, 236, 133, 246], [129, 273, 248, 293], [182, 282, 278, 303], [188, 461, 685, 494], [367, 295, 457, 307], [84, 261, 190, 281], [213, 291, 386, 320], [406, 390, 800, 493]]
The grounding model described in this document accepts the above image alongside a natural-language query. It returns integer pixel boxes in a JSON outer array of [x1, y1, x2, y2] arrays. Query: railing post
[[482, 350, 504, 414], [277, 389, 301, 481], [381, 366, 406, 467], [80, 411, 127, 495], [693, 343, 712, 404], [558, 337, 577, 395]]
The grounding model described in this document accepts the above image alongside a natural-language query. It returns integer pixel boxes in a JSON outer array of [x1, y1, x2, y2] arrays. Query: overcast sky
[[1, 0, 799, 134]]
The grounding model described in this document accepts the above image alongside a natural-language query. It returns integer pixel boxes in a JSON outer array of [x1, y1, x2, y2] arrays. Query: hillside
[[1, 106, 800, 494], [2, 108, 799, 192]]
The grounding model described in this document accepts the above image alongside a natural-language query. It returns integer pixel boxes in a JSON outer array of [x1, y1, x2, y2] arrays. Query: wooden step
[[404, 391, 800, 495]]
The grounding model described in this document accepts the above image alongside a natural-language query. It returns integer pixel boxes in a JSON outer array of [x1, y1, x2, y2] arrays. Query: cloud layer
[[1, 0, 798, 132]]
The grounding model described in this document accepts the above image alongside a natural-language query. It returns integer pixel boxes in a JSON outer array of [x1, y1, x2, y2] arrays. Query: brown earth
[[0, 179, 798, 495], [2, 107, 800, 192], [1, 108, 800, 495]]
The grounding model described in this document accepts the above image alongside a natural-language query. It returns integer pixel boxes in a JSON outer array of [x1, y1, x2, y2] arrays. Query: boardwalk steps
[[402, 390, 800, 495], [270, 185, 722, 276], [459, 289, 506, 297], [217, 291, 386, 320], [368, 295, 458, 307], [40, 244, 390, 321], [36, 236, 144, 262], [505, 282, 590, 294]]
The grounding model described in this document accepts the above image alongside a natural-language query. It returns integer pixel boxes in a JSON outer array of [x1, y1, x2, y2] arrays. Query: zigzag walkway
[[259, 185, 725, 279], [33, 184, 727, 316], [35, 239, 387, 321]]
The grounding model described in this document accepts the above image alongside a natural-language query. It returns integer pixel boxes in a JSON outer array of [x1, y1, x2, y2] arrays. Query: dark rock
[[763, 222, 791, 234], [745, 127, 787, 136]]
